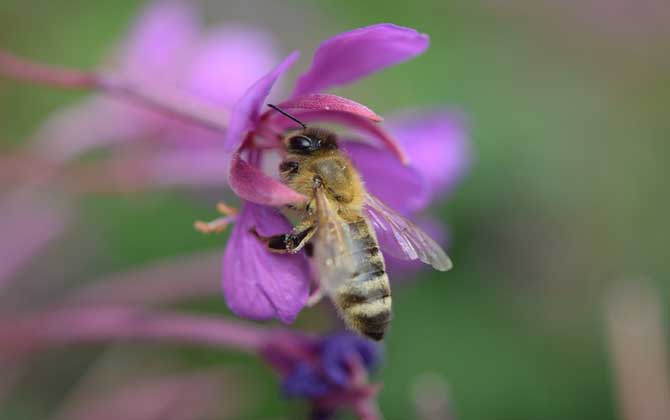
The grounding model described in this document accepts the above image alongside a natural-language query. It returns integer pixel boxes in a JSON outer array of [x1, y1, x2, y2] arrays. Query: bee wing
[[364, 193, 453, 271], [312, 185, 359, 294]]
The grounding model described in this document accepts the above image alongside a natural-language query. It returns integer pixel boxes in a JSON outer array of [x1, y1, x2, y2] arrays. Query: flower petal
[[224, 51, 300, 154], [276, 94, 382, 122], [228, 153, 306, 206], [282, 362, 331, 398], [144, 146, 229, 187], [321, 333, 379, 387], [58, 371, 225, 420], [278, 110, 408, 164], [387, 110, 471, 197], [70, 251, 222, 305], [0, 189, 69, 290], [342, 142, 428, 214], [184, 26, 280, 108], [222, 203, 310, 323], [31, 96, 151, 163], [293, 24, 429, 97], [64, 145, 231, 192], [118, 0, 200, 81]]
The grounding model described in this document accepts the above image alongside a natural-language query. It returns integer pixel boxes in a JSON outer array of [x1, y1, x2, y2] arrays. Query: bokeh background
[[1, 0, 669, 419]]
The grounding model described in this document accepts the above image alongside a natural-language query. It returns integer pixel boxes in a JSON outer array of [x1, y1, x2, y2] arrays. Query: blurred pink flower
[[31, 0, 279, 188], [0, 305, 382, 419], [217, 24, 469, 323], [0, 188, 70, 291], [57, 370, 229, 420], [0, 7, 470, 332]]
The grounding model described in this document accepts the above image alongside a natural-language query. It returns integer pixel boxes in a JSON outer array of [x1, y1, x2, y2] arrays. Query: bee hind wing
[[364, 193, 453, 271]]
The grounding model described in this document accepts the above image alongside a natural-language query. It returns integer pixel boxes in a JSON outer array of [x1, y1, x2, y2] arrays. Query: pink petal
[[69, 251, 222, 306], [58, 372, 225, 420], [0, 190, 69, 290], [184, 26, 280, 109], [280, 110, 408, 164], [342, 142, 428, 214], [224, 51, 300, 154], [144, 146, 230, 187], [31, 96, 152, 163], [228, 153, 306, 206], [387, 110, 471, 197], [293, 24, 429, 97], [118, 0, 199, 81], [0, 306, 267, 353], [222, 203, 310, 323], [276, 94, 382, 122], [63, 145, 230, 193]]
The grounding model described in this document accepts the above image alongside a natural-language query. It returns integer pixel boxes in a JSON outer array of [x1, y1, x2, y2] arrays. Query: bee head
[[285, 128, 338, 155], [267, 104, 339, 155]]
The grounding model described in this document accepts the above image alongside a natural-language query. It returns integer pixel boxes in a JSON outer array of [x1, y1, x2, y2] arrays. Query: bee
[[252, 105, 452, 341]]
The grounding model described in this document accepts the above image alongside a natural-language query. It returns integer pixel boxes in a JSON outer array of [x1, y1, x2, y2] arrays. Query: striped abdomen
[[334, 217, 392, 341]]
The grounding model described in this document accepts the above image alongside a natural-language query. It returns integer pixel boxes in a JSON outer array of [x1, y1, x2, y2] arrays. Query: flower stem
[[0, 306, 268, 354], [0, 50, 229, 132], [97, 73, 229, 132], [0, 51, 97, 89]]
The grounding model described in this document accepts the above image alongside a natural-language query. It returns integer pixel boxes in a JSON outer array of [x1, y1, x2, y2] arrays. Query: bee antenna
[[267, 104, 307, 129]]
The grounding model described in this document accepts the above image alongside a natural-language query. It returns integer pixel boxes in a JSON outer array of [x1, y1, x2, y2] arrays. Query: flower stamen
[[216, 202, 238, 216], [194, 215, 236, 234]]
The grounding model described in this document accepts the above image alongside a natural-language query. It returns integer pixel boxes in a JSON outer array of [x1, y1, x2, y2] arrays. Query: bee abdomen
[[344, 294, 392, 341], [334, 217, 392, 340], [337, 269, 392, 341]]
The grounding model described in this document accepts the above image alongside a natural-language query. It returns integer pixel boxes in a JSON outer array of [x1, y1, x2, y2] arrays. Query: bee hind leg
[[250, 225, 315, 254]]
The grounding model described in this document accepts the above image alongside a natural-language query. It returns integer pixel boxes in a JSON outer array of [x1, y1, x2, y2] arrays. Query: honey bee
[[252, 105, 452, 341]]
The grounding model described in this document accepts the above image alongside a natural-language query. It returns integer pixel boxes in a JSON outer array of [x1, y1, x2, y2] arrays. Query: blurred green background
[[1, 0, 669, 419]]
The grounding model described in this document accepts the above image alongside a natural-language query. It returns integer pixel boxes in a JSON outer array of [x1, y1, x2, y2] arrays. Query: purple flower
[[2, 10, 469, 327], [262, 331, 382, 419], [30, 0, 278, 188], [218, 24, 469, 323], [223, 203, 310, 323]]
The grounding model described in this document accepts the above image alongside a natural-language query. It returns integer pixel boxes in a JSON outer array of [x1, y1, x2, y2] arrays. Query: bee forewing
[[364, 194, 453, 271], [313, 186, 360, 293]]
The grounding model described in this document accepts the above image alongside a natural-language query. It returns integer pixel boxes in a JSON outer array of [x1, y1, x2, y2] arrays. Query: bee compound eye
[[288, 135, 313, 152]]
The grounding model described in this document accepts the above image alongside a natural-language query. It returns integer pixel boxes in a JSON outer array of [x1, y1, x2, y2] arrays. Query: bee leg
[[250, 226, 315, 254], [306, 287, 324, 307], [250, 229, 292, 253]]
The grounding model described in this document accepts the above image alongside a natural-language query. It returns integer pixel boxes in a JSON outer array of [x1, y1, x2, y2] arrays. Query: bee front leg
[[250, 225, 315, 254]]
